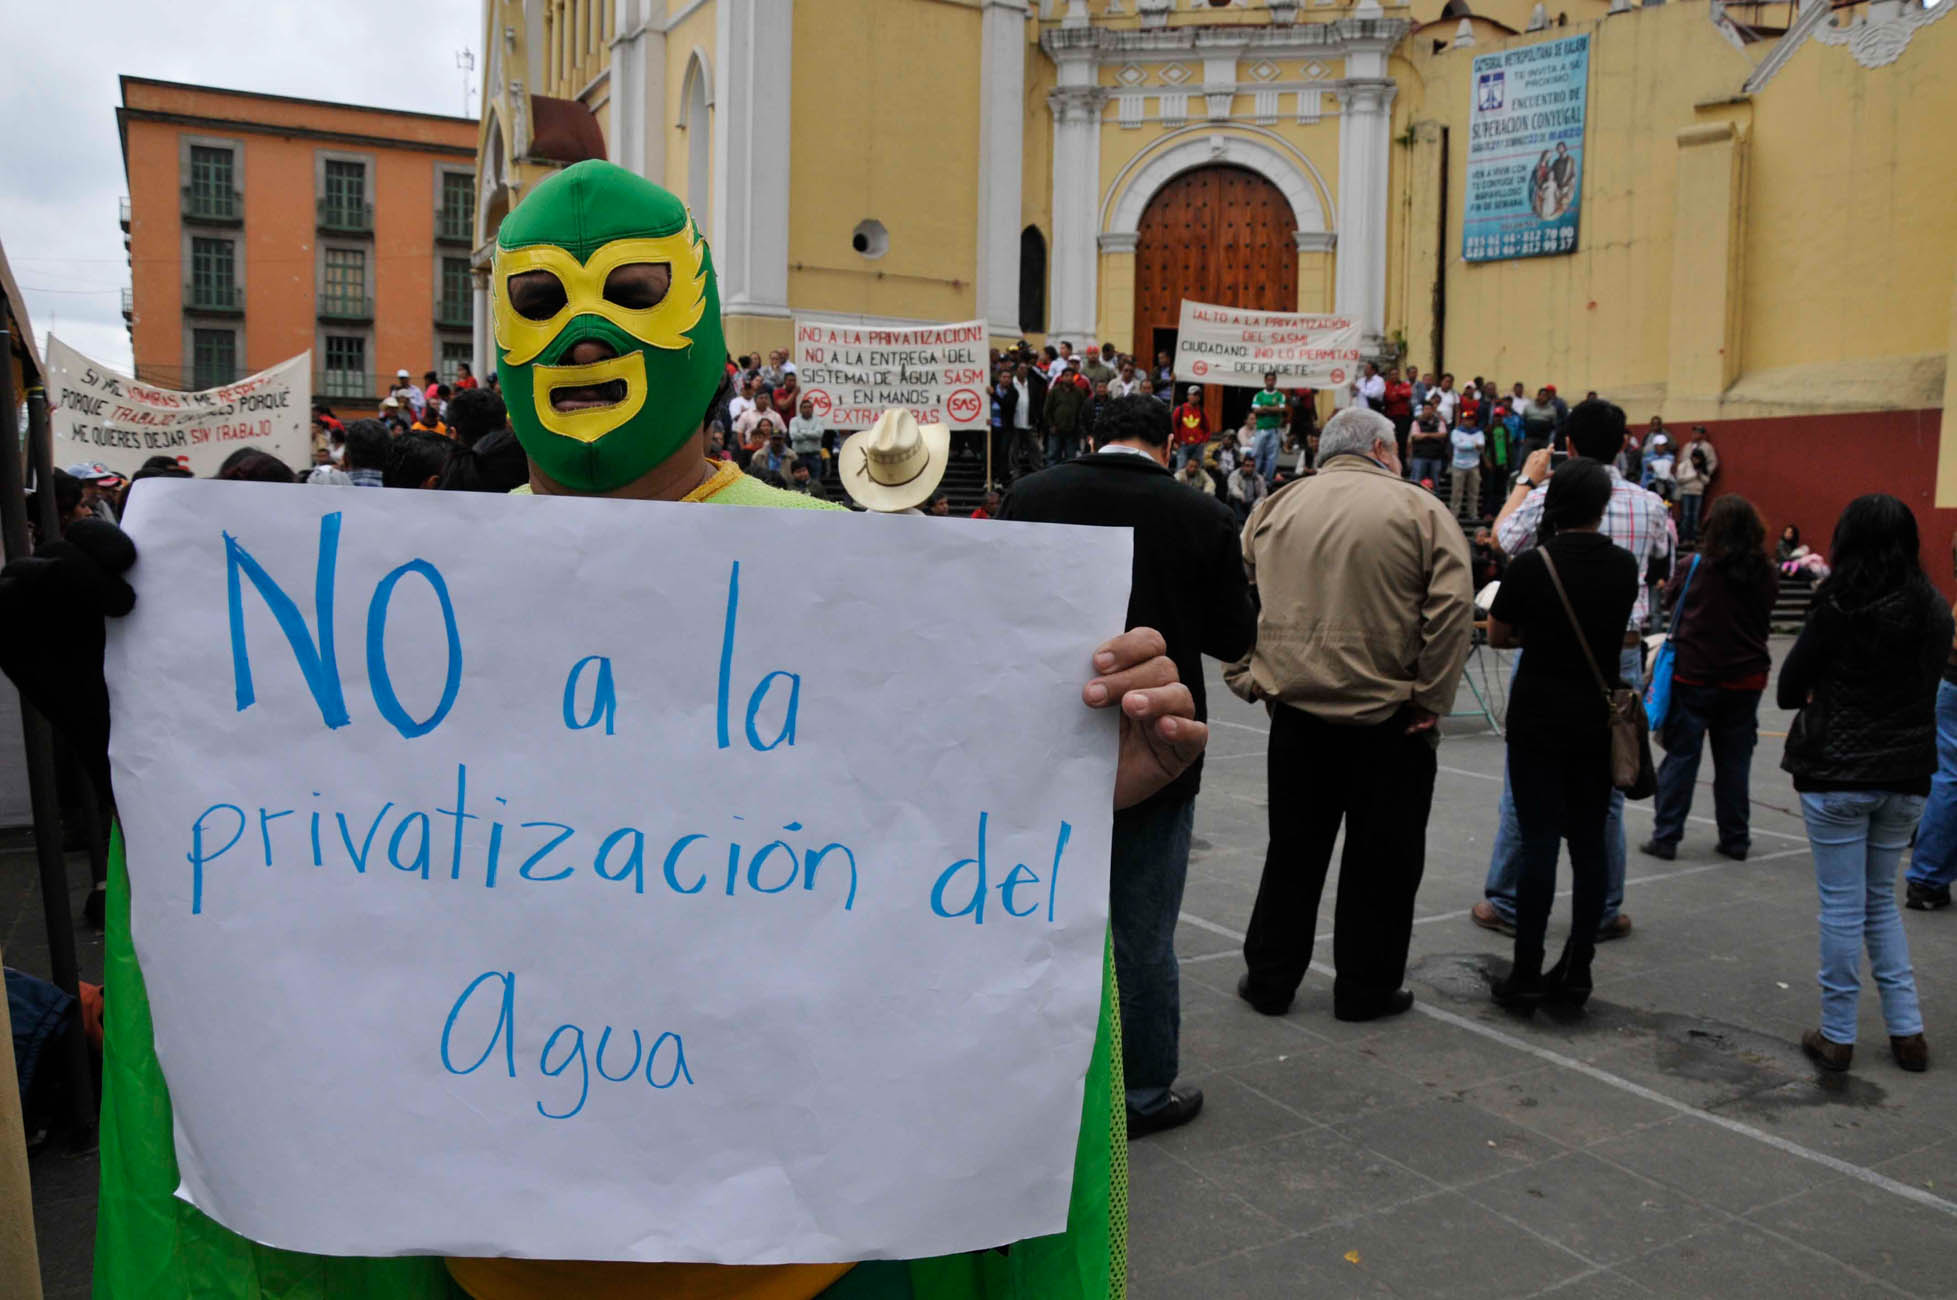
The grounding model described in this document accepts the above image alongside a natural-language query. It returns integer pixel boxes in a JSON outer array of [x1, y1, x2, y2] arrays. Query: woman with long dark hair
[[1486, 458, 1638, 1008], [1643, 495, 1778, 860], [1780, 493, 1948, 1073]]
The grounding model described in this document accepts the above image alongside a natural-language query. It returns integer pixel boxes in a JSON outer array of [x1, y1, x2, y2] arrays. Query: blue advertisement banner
[[1463, 33, 1590, 263]]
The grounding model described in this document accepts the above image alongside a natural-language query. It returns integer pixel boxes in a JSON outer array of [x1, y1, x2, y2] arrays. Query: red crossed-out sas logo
[[945, 388, 985, 425], [1191, 360, 1209, 377], [805, 389, 832, 418], [1329, 368, 1346, 384]]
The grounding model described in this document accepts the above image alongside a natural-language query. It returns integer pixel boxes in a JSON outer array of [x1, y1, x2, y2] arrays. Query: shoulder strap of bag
[[1540, 549, 1612, 703], [1668, 554, 1701, 635]]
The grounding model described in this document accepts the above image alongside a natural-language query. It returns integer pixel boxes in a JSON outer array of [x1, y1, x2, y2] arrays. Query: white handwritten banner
[[792, 317, 990, 430], [1171, 300, 1363, 389], [106, 480, 1130, 1263], [47, 336, 310, 478]]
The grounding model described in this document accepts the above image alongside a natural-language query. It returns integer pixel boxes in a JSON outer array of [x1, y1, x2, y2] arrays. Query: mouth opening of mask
[[549, 377, 630, 412]]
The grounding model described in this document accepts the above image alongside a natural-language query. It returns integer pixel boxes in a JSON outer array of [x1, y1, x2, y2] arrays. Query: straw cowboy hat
[[838, 408, 950, 513]]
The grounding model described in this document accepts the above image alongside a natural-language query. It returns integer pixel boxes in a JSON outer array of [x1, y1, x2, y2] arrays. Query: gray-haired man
[[1232, 408, 1475, 1021]]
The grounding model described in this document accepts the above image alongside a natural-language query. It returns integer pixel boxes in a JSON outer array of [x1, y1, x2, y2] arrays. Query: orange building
[[118, 77, 478, 418]]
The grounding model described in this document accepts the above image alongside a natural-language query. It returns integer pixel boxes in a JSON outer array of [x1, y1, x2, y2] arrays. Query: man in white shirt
[[1433, 373, 1459, 428], [1048, 342, 1074, 382], [1354, 362, 1386, 411], [1110, 362, 1142, 398], [734, 403, 783, 444], [728, 376, 757, 426]]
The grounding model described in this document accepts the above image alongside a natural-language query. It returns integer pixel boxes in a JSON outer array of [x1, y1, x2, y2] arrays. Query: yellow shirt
[[445, 1258, 852, 1300]]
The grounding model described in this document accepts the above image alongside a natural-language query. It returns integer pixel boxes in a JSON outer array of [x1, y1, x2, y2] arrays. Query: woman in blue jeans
[[1778, 493, 1950, 1073], [1643, 496, 1777, 861]]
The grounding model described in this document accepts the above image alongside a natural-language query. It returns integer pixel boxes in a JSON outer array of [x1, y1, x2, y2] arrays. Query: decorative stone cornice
[[1333, 78, 1397, 114], [1049, 84, 1108, 125], [1099, 232, 1140, 253], [1295, 231, 1337, 253], [1039, 17, 1411, 63]]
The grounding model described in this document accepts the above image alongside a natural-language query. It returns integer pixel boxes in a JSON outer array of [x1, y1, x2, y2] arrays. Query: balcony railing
[[435, 297, 472, 328], [317, 369, 379, 400], [119, 196, 131, 231], [182, 185, 241, 224], [435, 207, 473, 243], [120, 286, 134, 320], [317, 198, 374, 234], [183, 282, 244, 314], [318, 293, 374, 321]]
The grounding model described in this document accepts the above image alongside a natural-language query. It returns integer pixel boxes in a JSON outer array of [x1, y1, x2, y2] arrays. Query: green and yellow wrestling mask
[[493, 160, 726, 493]]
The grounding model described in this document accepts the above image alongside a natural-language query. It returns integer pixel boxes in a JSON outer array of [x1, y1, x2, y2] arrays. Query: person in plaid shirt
[[1472, 399, 1677, 941]]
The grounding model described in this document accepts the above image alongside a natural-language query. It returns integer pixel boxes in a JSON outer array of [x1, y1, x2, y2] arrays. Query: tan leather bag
[[1540, 550, 1657, 799]]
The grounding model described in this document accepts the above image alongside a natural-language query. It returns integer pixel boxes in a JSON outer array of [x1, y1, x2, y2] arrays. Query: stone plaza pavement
[[1128, 642, 1957, 1299], [9, 638, 1956, 1299]]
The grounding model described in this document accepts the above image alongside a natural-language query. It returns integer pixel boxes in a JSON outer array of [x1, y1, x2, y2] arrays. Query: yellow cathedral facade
[[468, 0, 1957, 476]]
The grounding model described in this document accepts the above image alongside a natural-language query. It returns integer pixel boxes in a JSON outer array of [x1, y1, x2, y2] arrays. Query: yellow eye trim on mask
[[493, 226, 709, 366], [528, 351, 649, 444]]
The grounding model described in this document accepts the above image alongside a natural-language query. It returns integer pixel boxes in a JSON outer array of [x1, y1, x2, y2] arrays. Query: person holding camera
[[1485, 458, 1640, 1009], [1676, 427, 1720, 546]]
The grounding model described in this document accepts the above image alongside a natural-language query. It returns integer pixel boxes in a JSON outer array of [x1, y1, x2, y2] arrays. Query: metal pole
[[25, 390, 110, 899], [0, 330, 98, 1150]]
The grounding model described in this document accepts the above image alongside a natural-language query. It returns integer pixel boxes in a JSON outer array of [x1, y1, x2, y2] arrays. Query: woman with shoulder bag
[[1486, 459, 1640, 1009], [1780, 494, 1949, 1074], [1643, 495, 1779, 861]]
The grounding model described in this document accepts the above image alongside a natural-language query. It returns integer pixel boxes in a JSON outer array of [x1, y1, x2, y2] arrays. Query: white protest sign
[[792, 317, 990, 430], [47, 336, 311, 478], [1171, 300, 1363, 389], [106, 480, 1130, 1264]]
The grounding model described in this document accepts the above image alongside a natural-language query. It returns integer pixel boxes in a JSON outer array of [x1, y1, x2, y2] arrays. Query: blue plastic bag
[[1644, 555, 1700, 731]]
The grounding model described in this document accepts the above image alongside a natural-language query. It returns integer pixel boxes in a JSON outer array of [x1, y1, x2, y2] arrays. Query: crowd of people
[[999, 382, 1948, 1140], [3, 159, 1950, 1298], [29, 351, 1952, 1125]]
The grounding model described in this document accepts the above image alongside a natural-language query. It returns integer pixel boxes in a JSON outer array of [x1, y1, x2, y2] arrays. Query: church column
[[471, 269, 491, 378], [1097, 232, 1138, 356], [978, 1, 1029, 342], [609, 0, 666, 181], [1048, 79, 1106, 346], [1333, 76, 1394, 351], [1666, 120, 1746, 409], [714, 0, 793, 328], [1295, 232, 1336, 314]]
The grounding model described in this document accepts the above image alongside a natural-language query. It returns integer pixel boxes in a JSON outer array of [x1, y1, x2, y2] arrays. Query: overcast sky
[[0, 0, 478, 376]]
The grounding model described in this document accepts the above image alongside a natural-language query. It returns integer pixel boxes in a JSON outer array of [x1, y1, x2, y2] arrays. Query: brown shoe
[[1891, 1034, 1929, 1073], [1802, 1028, 1853, 1072], [1470, 901, 1516, 936], [1595, 914, 1633, 943]]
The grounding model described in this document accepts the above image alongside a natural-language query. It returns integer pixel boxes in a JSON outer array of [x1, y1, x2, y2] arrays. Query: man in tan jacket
[[1233, 406, 1475, 1022]]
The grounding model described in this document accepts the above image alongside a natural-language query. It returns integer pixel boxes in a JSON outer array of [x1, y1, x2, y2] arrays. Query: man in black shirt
[[1002, 395, 1257, 1137]]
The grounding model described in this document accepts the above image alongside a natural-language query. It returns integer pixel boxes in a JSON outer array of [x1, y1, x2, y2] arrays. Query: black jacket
[[1778, 582, 1954, 793], [1000, 449, 1257, 806]]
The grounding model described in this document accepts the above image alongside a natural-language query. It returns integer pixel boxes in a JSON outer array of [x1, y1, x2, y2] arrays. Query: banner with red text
[[1171, 301, 1363, 389], [47, 335, 310, 478], [791, 317, 989, 429]]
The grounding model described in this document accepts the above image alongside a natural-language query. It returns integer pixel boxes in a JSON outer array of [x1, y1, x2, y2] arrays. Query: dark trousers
[[1390, 415, 1413, 473], [1110, 795, 1195, 1114], [1507, 741, 1611, 964], [1651, 683, 1761, 851], [1242, 704, 1436, 1012], [1679, 492, 1705, 545]]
